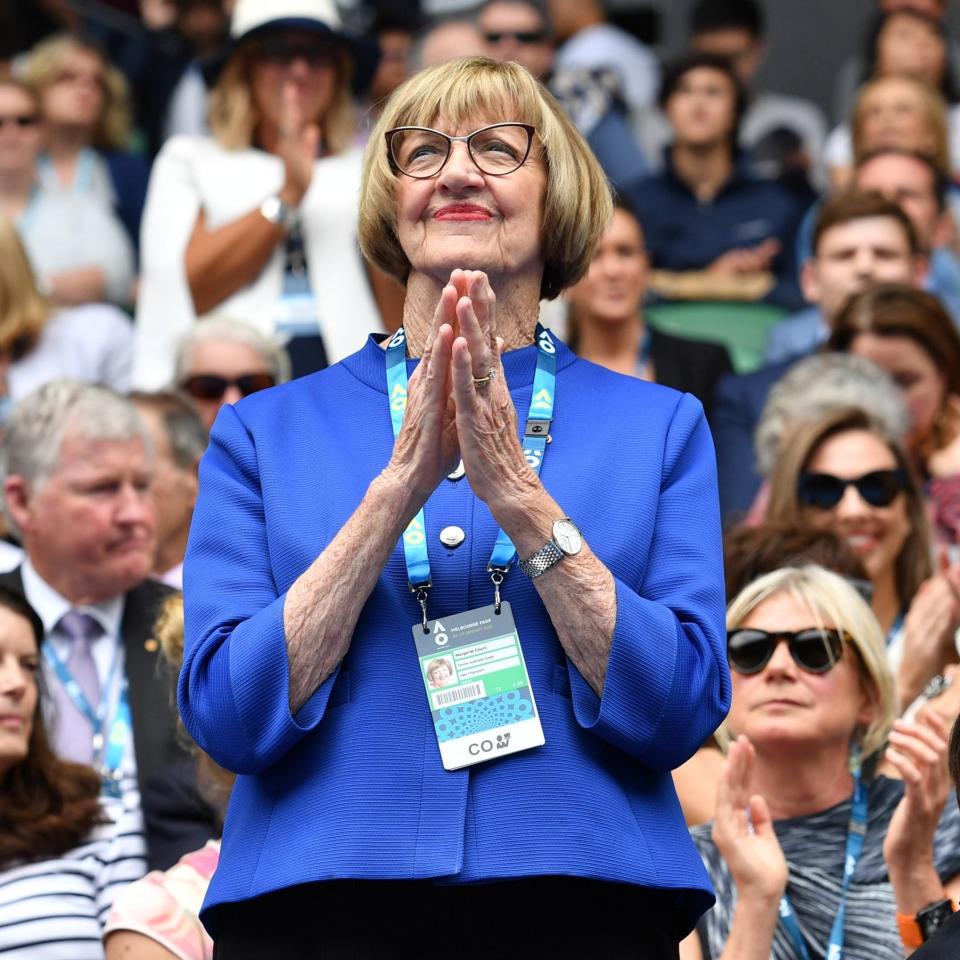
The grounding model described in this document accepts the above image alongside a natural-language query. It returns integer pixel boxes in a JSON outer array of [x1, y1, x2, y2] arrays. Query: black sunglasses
[[252, 37, 339, 68], [797, 469, 907, 510], [0, 114, 38, 130], [727, 627, 845, 675], [483, 30, 547, 44], [180, 373, 276, 402]]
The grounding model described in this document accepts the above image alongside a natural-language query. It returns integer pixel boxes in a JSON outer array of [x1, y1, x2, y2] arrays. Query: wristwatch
[[518, 518, 583, 579], [259, 194, 298, 230], [898, 898, 955, 948], [918, 898, 955, 941]]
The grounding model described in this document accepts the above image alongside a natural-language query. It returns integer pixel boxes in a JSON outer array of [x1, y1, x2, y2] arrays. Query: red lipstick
[[434, 204, 492, 221]]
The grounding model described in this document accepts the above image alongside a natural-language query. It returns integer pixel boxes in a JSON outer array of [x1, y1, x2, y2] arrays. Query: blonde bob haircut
[[0, 216, 50, 358], [851, 75, 951, 175], [208, 43, 355, 154], [724, 565, 896, 761], [20, 34, 132, 150], [359, 57, 613, 300]]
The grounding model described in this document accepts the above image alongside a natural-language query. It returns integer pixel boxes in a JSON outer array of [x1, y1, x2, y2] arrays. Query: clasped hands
[[386, 269, 538, 515]]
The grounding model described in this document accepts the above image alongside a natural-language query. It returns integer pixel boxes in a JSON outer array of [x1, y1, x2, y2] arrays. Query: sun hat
[[211, 0, 380, 94]]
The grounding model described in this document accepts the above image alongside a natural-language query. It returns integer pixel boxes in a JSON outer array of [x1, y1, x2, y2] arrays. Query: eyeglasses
[[252, 37, 340, 69], [385, 122, 535, 179], [727, 627, 846, 675], [797, 469, 907, 510], [483, 30, 547, 44], [180, 373, 276, 401], [0, 115, 38, 130]]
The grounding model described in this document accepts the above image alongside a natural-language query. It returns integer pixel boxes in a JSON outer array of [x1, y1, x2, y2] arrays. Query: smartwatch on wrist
[[918, 898, 955, 941], [898, 897, 955, 947], [518, 518, 583, 579]]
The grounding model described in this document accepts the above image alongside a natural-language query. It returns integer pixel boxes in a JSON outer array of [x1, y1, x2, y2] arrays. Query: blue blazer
[[180, 336, 730, 935]]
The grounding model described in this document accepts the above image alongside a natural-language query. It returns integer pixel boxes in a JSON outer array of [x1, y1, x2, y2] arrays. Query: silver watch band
[[518, 540, 564, 579]]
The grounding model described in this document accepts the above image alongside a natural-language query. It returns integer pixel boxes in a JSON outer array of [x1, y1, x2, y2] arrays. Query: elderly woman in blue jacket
[[180, 56, 730, 958]]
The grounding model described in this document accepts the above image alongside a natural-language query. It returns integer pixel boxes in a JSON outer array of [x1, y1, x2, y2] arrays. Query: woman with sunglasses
[[179, 56, 728, 956], [682, 564, 960, 960], [828, 284, 960, 547], [173, 316, 289, 431], [765, 406, 960, 715], [133, 0, 394, 390]]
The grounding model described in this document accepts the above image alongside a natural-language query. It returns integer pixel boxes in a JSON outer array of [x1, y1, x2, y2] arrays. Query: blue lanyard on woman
[[385, 324, 558, 626], [778, 744, 868, 960], [42, 642, 131, 798]]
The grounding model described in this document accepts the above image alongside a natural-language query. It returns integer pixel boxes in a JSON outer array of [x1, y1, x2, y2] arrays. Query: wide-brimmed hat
[[208, 0, 380, 95]]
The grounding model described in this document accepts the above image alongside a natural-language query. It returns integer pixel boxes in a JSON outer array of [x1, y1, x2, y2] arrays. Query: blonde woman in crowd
[[133, 0, 393, 389], [20, 33, 150, 249], [0, 79, 134, 306], [683, 565, 960, 960]]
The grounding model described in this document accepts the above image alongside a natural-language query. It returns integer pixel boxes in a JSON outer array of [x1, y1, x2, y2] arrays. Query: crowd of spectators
[[4, 0, 960, 956]]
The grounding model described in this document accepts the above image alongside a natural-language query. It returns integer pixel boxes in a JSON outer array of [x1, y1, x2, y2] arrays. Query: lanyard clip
[[524, 418, 552, 440], [410, 582, 431, 633], [489, 568, 507, 614]]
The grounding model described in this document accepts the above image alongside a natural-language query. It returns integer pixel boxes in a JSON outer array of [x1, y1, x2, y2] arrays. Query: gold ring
[[473, 367, 496, 387]]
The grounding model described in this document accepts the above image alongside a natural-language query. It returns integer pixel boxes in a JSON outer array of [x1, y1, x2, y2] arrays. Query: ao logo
[[403, 516, 425, 546], [530, 388, 552, 413], [433, 620, 448, 647], [524, 447, 542, 469], [537, 328, 556, 354], [388, 329, 406, 349], [390, 383, 407, 413], [826, 946, 841, 960]]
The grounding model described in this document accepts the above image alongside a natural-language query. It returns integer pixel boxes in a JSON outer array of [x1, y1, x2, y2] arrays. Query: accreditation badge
[[413, 602, 545, 770]]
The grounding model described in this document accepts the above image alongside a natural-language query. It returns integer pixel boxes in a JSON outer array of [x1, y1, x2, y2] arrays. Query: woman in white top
[[134, 0, 394, 390], [0, 585, 146, 958]]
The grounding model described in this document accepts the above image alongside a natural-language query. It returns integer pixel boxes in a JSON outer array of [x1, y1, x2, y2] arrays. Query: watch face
[[553, 519, 582, 556]]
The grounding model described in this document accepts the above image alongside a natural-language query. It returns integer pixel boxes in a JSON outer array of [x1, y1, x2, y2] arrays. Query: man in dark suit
[[713, 190, 926, 521], [0, 380, 196, 866]]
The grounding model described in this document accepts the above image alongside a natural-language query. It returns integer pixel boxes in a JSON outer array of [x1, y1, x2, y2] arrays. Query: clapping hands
[[712, 736, 788, 905]]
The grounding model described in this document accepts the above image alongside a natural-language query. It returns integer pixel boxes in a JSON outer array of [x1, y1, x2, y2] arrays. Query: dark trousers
[[211, 877, 682, 959]]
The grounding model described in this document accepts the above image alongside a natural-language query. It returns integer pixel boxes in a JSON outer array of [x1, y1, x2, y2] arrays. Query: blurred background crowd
[[6, 0, 960, 957]]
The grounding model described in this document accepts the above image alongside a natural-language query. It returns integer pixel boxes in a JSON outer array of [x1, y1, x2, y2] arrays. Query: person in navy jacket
[[180, 55, 729, 958]]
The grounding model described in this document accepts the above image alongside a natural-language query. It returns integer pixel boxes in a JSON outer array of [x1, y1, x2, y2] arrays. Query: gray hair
[[0, 380, 151, 528], [129, 390, 209, 470], [173, 316, 291, 387], [755, 354, 910, 478]]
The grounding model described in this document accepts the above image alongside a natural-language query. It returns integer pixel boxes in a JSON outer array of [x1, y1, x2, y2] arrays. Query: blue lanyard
[[385, 323, 558, 625], [634, 325, 653, 378], [42, 640, 130, 796], [778, 745, 867, 960]]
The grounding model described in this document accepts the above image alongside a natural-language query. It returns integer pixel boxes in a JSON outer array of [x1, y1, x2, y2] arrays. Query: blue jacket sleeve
[[566, 392, 730, 771], [178, 404, 340, 774]]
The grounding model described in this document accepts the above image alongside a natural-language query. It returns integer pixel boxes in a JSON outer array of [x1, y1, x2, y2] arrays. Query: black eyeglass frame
[[385, 122, 536, 179], [727, 627, 846, 675], [796, 468, 908, 510]]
